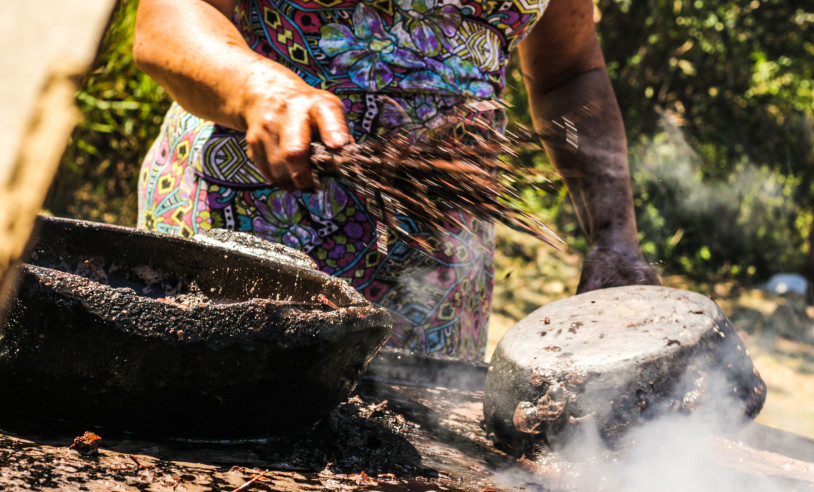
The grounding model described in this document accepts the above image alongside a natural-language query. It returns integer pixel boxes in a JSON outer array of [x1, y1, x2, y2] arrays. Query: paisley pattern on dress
[[138, 0, 549, 360]]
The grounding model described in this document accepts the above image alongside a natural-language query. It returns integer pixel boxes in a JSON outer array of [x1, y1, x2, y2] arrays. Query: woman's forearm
[[135, 0, 282, 130], [522, 59, 659, 291], [517, 0, 639, 251], [527, 66, 641, 250], [133, 0, 350, 190], [517, 0, 658, 291]]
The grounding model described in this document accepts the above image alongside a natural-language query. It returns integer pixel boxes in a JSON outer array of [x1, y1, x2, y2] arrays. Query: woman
[[134, 0, 658, 360]]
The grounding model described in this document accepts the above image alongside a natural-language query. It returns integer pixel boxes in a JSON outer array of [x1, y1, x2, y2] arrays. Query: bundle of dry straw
[[308, 99, 602, 251], [310, 128, 562, 251]]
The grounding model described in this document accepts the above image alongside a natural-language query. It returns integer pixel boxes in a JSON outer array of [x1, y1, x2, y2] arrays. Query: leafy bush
[[630, 113, 810, 280], [45, 0, 171, 226], [49, 0, 814, 285]]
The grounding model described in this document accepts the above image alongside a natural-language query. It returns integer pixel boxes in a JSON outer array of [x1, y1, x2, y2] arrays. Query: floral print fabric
[[138, 0, 550, 360], [236, 0, 550, 143]]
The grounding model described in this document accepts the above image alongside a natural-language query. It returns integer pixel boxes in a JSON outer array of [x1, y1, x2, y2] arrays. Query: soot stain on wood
[[0, 384, 505, 491]]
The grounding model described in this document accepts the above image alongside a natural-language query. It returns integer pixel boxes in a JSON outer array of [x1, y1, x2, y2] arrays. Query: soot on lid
[[0, 216, 392, 437], [483, 285, 766, 452]]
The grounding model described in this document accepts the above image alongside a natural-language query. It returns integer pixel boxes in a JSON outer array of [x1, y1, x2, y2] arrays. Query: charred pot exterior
[[483, 285, 766, 452], [0, 216, 393, 437]]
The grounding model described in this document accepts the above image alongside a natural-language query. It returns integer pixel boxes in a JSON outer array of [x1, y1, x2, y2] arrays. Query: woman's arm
[[133, 0, 350, 191], [517, 0, 659, 292]]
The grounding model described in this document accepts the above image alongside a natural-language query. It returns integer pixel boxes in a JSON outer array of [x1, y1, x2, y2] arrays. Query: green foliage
[[630, 118, 810, 280], [504, 0, 813, 283], [46, 0, 170, 226], [598, 0, 813, 171], [596, 0, 813, 281], [51, 0, 813, 284]]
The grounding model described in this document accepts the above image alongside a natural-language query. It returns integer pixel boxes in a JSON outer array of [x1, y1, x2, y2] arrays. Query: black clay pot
[[0, 216, 392, 438]]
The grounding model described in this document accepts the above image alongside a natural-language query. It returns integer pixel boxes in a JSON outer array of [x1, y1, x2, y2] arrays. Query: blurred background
[[44, 1, 814, 436]]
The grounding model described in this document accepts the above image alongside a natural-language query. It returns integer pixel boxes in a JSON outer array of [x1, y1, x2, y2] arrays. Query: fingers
[[246, 91, 349, 191], [245, 112, 298, 191], [279, 110, 316, 192], [310, 97, 352, 149]]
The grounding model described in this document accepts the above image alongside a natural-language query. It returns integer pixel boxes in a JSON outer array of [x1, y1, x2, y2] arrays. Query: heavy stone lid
[[483, 286, 766, 451]]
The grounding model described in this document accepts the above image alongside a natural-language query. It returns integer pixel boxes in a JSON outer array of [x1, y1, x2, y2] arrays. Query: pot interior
[[26, 216, 361, 307]]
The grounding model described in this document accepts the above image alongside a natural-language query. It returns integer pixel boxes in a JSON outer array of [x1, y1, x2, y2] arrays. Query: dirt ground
[[488, 225, 814, 439]]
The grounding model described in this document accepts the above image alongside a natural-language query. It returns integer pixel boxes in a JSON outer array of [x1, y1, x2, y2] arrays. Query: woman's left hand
[[517, 0, 659, 294], [576, 242, 660, 294]]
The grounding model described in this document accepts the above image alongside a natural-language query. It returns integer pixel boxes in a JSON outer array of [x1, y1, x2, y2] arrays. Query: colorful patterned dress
[[138, 0, 550, 360]]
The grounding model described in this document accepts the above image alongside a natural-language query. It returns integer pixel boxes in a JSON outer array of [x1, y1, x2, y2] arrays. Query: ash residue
[[156, 282, 212, 309], [182, 395, 433, 479], [51, 256, 216, 306], [0, 383, 492, 491], [68, 257, 111, 284]]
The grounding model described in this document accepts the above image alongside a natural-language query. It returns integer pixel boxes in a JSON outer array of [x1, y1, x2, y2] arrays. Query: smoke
[[630, 109, 804, 277], [492, 358, 810, 492], [561, 410, 809, 491], [565, 407, 763, 491]]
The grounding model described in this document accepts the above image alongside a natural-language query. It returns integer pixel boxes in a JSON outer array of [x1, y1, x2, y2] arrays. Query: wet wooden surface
[[2, 380, 814, 491]]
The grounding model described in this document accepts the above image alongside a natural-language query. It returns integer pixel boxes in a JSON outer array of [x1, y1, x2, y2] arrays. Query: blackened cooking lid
[[0, 216, 392, 437], [484, 285, 766, 450]]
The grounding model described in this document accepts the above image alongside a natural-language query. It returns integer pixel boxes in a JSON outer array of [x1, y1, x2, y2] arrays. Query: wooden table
[[1, 352, 813, 491]]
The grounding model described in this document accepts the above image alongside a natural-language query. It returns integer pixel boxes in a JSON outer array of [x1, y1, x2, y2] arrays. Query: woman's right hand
[[134, 0, 351, 192], [242, 80, 351, 192]]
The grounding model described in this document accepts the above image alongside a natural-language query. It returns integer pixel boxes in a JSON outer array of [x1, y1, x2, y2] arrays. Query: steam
[[563, 392, 768, 492], [492, 358, 809, 492], [630, 109, 802, 277]]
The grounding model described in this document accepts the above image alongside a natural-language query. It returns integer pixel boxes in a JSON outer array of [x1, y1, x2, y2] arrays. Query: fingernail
[[330, 131, 349, 148]]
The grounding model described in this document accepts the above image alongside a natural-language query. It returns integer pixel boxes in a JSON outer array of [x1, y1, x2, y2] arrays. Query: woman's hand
[[134, 0, 351, 191], [242, 80, 350, 191], [517, 0, 659, 291]]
